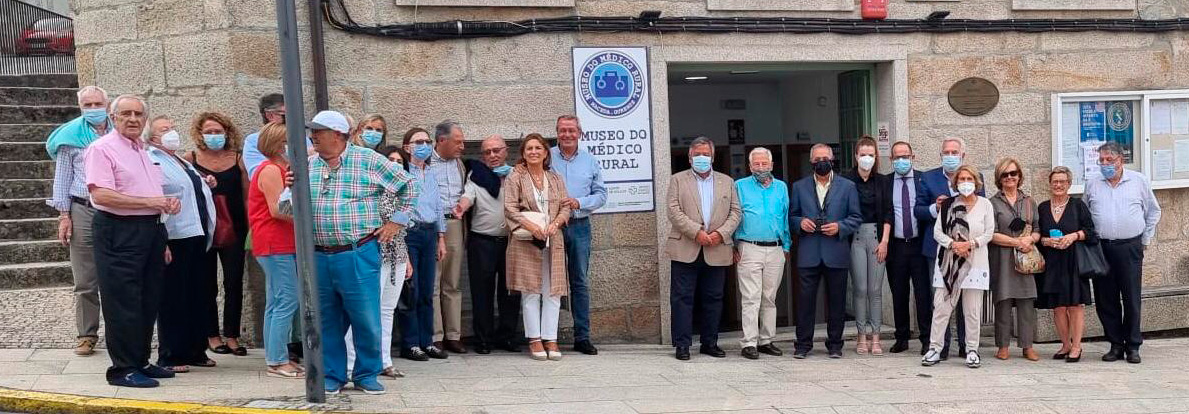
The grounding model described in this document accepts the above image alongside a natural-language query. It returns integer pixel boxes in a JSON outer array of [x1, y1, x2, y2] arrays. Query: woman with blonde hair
[[352, 114, 388, 151], [186, 111, 250, 356], [1037, 166, 1096, 362], [504, 133, 571, 361]]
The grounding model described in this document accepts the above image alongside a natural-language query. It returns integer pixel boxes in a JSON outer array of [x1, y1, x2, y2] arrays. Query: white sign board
[[572, 47, 655, 214]]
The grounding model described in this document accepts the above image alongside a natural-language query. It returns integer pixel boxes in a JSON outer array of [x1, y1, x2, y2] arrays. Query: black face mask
[[813, 160, 833, 176]]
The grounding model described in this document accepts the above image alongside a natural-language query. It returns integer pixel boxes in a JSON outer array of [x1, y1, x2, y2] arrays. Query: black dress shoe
[[109, 371, 159, 388], [1126, 350, 1142, 364], [1102, 348, 1124, 362], [920, 347, 928, 356], [828, 349, 843, 359], [500, 340, 521, 353], [573, 340, 599, 355], [425, 346, 449, 359], [401, 347, 429, 361], [1065, 349, 1081, 363], [676, 346, 690, 361], [741, 346, 759, 360], [939, 349, 950, 361], [474, 343, 492, 355], [889, 341, 910, 354], [757, 343, 783, 356], [699, 345, 726, 358], [139, 364, 176, 379]]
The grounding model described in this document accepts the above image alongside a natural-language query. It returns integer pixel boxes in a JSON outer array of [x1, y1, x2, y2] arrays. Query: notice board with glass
[[1051, 90, 1189, 193]]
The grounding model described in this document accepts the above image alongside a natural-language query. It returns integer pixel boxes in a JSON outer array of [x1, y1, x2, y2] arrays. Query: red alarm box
[[861, 0, 888, 20]]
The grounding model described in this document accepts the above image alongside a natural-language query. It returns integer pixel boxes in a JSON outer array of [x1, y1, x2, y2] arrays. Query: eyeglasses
[[115, 110, 145, 119], [1000, 170, 1020, 179], [482, 147, 507, 155], [1051, 179, 1070, 186]]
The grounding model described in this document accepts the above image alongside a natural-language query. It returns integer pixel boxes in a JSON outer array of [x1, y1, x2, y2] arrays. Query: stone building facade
[[73, 0, 1189, 344]]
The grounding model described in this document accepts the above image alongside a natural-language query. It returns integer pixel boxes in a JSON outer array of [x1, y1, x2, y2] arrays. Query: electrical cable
[[321, 0, 1189, 41]]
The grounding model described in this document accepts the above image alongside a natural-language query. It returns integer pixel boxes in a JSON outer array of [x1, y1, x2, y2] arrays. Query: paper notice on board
[[1152, 100, 1173, 135], [1174, 101, 1189, 135], [1061, 103, 1081, 173], [1155, 150, 1174, 181], [1081, 142, 1103, 182], [1177, 140, 1189, 173]]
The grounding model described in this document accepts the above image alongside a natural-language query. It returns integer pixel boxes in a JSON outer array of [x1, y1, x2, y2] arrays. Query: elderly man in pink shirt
[[83, 94, 181, 388]]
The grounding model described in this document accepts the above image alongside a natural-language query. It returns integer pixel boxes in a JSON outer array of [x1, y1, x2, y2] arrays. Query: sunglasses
[[1000, 170, 1020, 179]]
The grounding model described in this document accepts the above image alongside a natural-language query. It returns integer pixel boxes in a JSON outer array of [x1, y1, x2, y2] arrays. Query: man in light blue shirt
[[243, 93, 286, 177], [428, 120, 467, 354], [550, 115, 607, 355], [1084, 142, 1161, 364], [733, 147, 789, 360]]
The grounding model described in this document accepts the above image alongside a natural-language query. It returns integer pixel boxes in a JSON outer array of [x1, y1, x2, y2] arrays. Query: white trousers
[[347, 260, 405, 371], [736, 242, 785, 348], [522, 250, 561, 341], [928, 287, 983, 353]]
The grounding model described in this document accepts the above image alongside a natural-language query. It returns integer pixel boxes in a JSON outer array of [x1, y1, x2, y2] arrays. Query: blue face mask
[[691, 155, 712, 174], [203, 134, 226, 150], [361, 130, 383, 147], [493, 165, 513, 177], [412, 143, 433, 161], [1100, 164, 1117, 179], [82, 108, 107, 125], [892, 158, 913, 176], [941, 155, 961, 173]]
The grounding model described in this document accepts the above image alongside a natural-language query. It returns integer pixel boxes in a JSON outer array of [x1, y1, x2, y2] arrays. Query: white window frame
[[392, 0, 574, 7], [1013, 0, 1136, 11]]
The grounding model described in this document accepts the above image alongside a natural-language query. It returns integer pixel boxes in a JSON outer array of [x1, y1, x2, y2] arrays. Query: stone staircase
[[0, 73, 83, 348]]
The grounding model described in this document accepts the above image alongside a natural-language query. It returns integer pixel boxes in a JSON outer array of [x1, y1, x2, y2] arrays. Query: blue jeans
[[315, 240, 382, 389], [563, 217, 593, 342], [257, 254, 299, 366], [398, 224, 437, 349]]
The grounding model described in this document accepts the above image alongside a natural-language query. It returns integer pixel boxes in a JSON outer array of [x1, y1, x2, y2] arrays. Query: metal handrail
[[0, 0, 76, 76]]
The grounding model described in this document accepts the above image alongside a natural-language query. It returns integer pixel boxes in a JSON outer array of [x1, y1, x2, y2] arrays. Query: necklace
[[1052, 198, 1069, 216]]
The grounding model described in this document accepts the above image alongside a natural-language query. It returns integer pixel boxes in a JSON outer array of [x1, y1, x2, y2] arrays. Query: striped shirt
[[308, 145, 418, 246], [48, 145, 90, 212]]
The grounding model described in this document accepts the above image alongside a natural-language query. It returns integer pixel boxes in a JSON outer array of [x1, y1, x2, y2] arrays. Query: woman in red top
[[247, 123, 302, 378]]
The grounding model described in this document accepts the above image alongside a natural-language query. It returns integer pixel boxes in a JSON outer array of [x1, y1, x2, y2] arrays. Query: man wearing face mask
[[666, 137, 740, 361], [732, 147, 789, 360], [144, 116, 218, 372], [456, 135, 520, 354], [1084, 142, 1161, 364], [885, 142, 932, 355], [790, 144, 863, 360], [46, 86, 112, 357], [914, 137, 983, 360]]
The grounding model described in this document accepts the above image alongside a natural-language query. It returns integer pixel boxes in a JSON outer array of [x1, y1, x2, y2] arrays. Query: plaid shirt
[[309, 145, 418, 246]]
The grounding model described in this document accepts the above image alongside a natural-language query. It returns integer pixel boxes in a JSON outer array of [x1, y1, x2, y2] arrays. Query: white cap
[[306, 110, 350, 134]]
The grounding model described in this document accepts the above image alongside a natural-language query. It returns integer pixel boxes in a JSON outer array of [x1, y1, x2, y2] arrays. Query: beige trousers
[[433, 218, 464, 342], [69, 202, 101, 339], [736, 242, 785, 348], [929, 287, 984, 353]]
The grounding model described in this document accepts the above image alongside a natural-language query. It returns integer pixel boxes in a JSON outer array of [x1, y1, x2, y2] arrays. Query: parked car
[[15, 18, 73, 56]]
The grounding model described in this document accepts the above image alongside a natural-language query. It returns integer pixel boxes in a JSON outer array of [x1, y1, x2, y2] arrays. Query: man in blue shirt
[[732, 147, 790, 360], [550, 115, 607, 355], [242, 93, 286, 177]]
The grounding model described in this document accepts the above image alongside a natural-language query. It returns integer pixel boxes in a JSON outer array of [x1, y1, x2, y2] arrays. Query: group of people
[[665, 135, 1160, 369], [48, 87, 609, 392]]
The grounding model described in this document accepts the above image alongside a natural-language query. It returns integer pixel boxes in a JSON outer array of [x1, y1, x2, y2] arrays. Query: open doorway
[[666, 62, 875, 334]]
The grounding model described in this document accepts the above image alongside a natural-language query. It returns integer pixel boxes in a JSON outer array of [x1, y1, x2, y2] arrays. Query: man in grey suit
[[665, 137, 742, 361], [790, 143, 863, 359]]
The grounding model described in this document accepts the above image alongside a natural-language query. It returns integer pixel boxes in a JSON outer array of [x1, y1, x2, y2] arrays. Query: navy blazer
[[913, 167, 985, 259], [789, 174, 863, 269]]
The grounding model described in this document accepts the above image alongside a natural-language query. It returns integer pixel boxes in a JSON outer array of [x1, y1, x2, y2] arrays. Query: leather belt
[[741, 240, 781, 247], [70, 196, 93, 208], [315, 234, 378, 254], [1101, 236, 1142, 246]]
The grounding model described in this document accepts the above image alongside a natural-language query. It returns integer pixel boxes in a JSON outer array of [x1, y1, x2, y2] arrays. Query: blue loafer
[[139, 364, 176, 379], [108, 371, 159, 388]]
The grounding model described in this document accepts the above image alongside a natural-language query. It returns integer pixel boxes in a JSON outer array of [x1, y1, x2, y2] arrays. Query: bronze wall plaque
[[947, 77, 1000, 117]]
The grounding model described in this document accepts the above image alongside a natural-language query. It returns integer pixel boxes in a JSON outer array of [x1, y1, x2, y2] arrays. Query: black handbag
[[1075, 242, 1109, 279]]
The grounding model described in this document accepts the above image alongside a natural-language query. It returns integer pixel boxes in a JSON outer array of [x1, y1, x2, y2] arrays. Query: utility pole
[[274, 0, 325, 403]]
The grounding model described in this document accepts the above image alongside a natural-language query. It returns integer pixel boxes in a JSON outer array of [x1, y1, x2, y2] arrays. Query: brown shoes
[[74, 337, 97, 356], [1022, 348, 1040, 361], [995, 347, 1010, 360], [442, 340, 468, 354]]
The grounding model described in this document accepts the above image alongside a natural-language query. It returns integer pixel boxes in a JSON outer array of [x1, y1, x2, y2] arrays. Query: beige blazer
[[665, 169, 742, 266]]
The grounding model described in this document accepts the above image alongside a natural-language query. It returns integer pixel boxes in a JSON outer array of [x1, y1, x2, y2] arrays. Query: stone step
[[0, 197, 56, 220], [0, 105, 78, 124], [0, 142, 49, 162], [0, 179, 53, 199], [0, 218, 56, 240], [0, 261, 71, 290], [0, 161, 54, 179], [0, 240, 68, 266], [0, 74, 78, 89], [0, 87, 76, 106], [0, 124, 58, 143]]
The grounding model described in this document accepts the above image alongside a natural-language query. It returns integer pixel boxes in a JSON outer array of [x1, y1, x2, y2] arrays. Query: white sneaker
[[965, 350, 981, 368], [921, 349, 941, 366]]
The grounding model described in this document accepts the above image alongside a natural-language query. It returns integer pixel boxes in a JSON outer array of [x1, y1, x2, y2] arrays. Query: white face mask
[[857, 155, 875, 171], [160, 130, 181, 151], [957, 181, 976, 197]]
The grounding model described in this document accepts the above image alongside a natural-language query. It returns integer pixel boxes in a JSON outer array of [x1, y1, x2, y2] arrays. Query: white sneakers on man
[[965, 350, 981, 368], [921, 349, 941, 366]]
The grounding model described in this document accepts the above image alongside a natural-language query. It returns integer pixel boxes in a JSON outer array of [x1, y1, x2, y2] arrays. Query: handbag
[[1075, 240, 1109, 279], [1013, 223, 1046, 274], [511, 211, 549, 241]]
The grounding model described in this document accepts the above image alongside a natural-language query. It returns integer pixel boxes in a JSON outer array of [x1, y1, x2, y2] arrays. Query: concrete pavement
[[1, 337, 1189, 413]]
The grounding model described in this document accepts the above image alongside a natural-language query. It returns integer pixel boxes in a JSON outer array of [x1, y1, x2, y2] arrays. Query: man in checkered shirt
[[305, 110, 417, 396]]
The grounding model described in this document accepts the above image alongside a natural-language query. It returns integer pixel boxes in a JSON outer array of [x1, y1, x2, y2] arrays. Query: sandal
[[380, 366, 404, 378], [528, 339, 547, 361], [266, 365, 305, 379], [167, 365, 190, 373], [209, 344, 233, 354]]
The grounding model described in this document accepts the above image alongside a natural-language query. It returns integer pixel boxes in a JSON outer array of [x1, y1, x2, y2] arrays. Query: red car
[[16, 18, 74, 56]]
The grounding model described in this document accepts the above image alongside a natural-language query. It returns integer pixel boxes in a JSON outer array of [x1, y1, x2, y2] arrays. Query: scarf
[[937, 198, 972, 298], [45, 115, 106, 159], [465, 159, 501, 198]]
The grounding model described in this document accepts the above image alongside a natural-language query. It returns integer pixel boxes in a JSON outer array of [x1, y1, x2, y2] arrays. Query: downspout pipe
[[307, 0, 330, 111]]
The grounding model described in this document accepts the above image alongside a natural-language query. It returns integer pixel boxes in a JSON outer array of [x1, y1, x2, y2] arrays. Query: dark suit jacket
[[887, 169, 926, 241], [789, 174, 863, 269], [913, 167, 985, 259]]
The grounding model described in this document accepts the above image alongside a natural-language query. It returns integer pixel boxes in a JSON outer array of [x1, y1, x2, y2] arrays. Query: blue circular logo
[[579, 51, 644, 119]]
